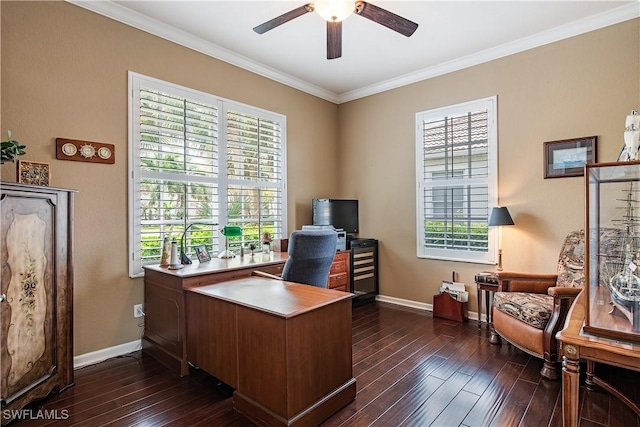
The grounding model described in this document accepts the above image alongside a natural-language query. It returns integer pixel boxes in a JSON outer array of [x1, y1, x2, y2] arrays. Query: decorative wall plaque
[[17, 161, 50, 186], [55, 138, 115, 164]]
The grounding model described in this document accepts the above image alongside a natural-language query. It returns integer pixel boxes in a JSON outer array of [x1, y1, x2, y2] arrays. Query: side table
[[556, 291, 640, 427], [475, 272, 498, 330]]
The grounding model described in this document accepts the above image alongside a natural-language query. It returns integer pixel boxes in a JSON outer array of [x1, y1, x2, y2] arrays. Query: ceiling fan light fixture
[[314, 0, 355, 22]]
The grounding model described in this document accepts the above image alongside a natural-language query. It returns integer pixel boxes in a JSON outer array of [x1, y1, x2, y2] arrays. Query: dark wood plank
[[430, 330, 491, 380], [353, 322, 437, 376], [399, 371, 473, 426], [461, 343, 519, 396], [10, 301, 640, 427], [461, 361, 525, 425], [580, 387, 611, 425], [488, 378, 537, 426], [336, 356, 447, 426], [353, 322, 420, 366], [519, 377, 562, 427], [431, 390, 480, 427], [322, 339, 450, 426], [609, 388, 640, 427], [367, 374, 446, 427]]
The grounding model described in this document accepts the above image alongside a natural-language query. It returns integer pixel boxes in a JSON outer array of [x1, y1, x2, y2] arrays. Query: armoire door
[[0, 183, 74, 424]]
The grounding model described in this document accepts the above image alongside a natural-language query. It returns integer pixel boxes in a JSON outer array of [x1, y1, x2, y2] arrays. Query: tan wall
[[338, 19, 640, 307], [0, 1, 339, 355], [2, 1, 638, 356]]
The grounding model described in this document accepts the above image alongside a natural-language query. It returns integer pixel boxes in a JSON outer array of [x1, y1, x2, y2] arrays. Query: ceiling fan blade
[[327, 21, 342, 60], [355, 1, 418, 37], [253, 4, 313, 34]]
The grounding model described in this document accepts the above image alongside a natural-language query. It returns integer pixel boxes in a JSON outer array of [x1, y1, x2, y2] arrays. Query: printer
[[301, 225, 347, 251]]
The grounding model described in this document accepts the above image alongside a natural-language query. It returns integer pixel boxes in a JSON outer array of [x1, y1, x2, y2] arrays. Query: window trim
[[127, 71, 287, 277], [415, 96, 498, 264]]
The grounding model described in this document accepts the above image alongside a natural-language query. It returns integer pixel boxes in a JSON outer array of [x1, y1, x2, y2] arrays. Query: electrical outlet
[[134, 304, 144, 318]]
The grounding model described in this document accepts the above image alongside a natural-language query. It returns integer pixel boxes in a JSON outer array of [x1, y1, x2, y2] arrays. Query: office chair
[[254, 229, 338, 288]]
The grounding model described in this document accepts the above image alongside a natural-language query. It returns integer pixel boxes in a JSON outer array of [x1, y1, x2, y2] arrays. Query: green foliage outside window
[[424, 220, 488, 251], [140, 225, 277, 261]]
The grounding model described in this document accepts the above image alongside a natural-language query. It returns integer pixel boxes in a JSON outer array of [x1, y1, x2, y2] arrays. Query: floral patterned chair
[[490, 228, 623, 379], [488, 230, 579, 379]]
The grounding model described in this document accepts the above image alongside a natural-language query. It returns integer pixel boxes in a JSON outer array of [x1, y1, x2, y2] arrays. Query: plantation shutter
[[225, 107, 285, 246], [132, 85, 220, 273], [129, 73, 287, 277], [416, 97, 497, 263]]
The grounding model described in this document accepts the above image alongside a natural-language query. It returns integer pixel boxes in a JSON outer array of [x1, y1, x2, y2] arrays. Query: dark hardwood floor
[[10, 301, 640, 426]]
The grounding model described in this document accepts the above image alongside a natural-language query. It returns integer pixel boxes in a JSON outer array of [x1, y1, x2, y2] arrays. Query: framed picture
[[18, 160, 51, 186], [544, 136, 597, 178], [194, 245, 212, 262]]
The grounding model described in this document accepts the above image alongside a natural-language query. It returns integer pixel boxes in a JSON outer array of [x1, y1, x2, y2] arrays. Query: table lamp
[[218, 225, 242, 259], [180, 222, 217, 264], [488, 206, 515, 271]]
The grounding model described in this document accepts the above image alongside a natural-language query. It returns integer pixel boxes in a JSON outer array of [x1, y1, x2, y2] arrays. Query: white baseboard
[[73, 296, 482, 369], [375, 294, 479, 322], [74, 339, 142, 369]]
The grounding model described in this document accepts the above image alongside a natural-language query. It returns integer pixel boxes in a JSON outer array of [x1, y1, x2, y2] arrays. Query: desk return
[[142, 255, 356, 426]]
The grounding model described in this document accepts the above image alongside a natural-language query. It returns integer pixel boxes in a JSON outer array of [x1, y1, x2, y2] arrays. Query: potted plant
[[1, 131, 26, 164]]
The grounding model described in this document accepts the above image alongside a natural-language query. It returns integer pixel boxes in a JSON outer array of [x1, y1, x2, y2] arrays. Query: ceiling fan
[[253, 1, 418, 60]]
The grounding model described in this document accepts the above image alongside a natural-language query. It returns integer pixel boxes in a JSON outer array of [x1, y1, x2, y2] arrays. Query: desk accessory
[[168, 241, 183, 269], [218, 225, 242, 259], [180, 222, 217, 264]]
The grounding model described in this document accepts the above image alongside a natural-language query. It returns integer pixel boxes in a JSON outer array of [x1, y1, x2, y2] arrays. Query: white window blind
[[128, 72, 286, 277], [415, 97, 497, 263], [225, 107, 285, 244]]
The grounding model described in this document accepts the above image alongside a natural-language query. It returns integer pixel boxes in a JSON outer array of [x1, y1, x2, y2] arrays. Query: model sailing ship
[[606, 181, 640, 331], [619, 110, 640, 161], [604, 110, 640, 330]]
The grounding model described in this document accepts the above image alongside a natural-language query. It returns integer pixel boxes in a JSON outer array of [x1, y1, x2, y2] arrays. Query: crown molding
[[67, 1, 638, 105], [65, 0, 340, 103], [337, 2, 640, 103]]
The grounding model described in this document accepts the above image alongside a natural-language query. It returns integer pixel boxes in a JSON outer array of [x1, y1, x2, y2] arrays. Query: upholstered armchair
[[490, 230, 586, 380], [490, 228, 624, 379]]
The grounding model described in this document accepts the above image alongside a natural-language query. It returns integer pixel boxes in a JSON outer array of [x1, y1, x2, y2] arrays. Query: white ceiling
[[69, 1, 639, 103]]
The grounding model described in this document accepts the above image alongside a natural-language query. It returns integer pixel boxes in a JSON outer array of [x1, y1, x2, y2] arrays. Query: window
[[128, 72, 286, 277], [415, 96, 497, 263]]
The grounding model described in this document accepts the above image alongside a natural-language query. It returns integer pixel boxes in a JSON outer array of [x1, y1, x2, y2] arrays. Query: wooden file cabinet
[[328, 251, 350, 292]]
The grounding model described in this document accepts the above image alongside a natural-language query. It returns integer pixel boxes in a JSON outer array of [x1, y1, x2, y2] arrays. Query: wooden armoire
[[0, 182, 75, 424]]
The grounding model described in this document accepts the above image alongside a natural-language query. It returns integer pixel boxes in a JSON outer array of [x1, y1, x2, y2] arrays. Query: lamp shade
[[221, 225, 242, 237], [488, 207, 514, 226], [218, 225, 242, 259]]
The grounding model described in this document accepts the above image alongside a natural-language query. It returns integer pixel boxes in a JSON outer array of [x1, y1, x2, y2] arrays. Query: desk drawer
[[330, 260, 347, 274], [327, 251, 350, 290], [328, 272, 348, 289]]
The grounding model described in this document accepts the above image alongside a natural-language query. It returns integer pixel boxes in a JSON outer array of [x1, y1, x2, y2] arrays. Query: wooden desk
[[143, 253, 288, 376], [556, 291, 640, 427], [186, 277, 356, 427]]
